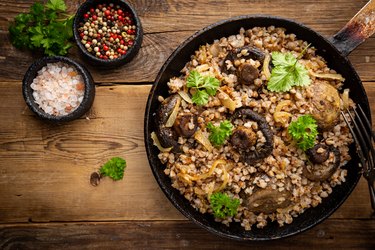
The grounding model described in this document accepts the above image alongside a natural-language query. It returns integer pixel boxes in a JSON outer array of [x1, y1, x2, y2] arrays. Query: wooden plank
[[0, 0, 374, 83], [1, 82, 375, 223], [0, 219, 374, 249], [0, 83, 183, 223]]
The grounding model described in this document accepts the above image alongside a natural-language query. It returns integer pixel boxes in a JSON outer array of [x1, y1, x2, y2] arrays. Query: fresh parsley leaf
[[267, 51, 311, 92], [267, 66, 294, 92], [8, 0, 73, 56], [186, 70, 220, 106], [202, 76, 220, 96], [191, 89, 209, 106], [209, 192, 240, 219], [207, 120, 233, 147], [14, 13, 32, 24], [30, 2, 44, 22], [288, 115, 318, 151], [292, 62, 311, 87], [99, 157, 127, 181], [30, 26, 44, 47], [187, 70, 204, 88], [46, 0, 67, 12]]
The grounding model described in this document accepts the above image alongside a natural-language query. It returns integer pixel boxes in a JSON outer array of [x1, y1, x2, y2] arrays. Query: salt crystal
[[31, 62, 85, 116], [45, 106, 53, 113]]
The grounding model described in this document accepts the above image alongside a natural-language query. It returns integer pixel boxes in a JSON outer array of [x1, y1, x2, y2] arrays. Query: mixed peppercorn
[[78, 3, 136, 60]]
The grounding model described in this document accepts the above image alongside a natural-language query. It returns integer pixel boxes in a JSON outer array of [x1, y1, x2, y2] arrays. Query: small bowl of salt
[[22, 56, 95, 122]]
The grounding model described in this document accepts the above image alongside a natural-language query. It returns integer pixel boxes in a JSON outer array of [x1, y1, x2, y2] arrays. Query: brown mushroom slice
[[231, 108, 274, 165], [303, 146, 341, 182], [242, 186, 292, 214], [173, 114, 198, 138], [221, 46, 265, 74], [231, 126, 257, 150], [157, 127, 179, 152], [310, 82, 340, 131], [157, 95, 181, 125], [238, 63, 259, 85], [156, 94, 182, 152], [306, 144, 329, 164]]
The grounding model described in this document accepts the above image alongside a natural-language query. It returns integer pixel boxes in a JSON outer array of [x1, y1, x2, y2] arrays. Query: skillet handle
[[330, 0, 375, 56]]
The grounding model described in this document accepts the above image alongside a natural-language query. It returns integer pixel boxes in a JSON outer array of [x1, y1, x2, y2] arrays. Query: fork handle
[[368, 181, 375, 213], [331, 0, 375, 56]]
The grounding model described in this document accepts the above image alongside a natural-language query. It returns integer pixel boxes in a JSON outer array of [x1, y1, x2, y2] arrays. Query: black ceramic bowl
[[23, 56, 95, 122], [144, 15, 370, 240], [73, 0, 143, 68]]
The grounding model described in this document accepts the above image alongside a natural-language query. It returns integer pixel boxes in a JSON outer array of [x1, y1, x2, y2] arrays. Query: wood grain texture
[[0, 220, 375, 249], [0, 83, 182, 223], [1, 0, 375, 246], [0, 83, 375, 223], [0, 0, 374, 83]]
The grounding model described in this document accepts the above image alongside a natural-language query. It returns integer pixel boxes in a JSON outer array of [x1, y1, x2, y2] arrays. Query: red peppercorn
[[79, 3, 137, 61]]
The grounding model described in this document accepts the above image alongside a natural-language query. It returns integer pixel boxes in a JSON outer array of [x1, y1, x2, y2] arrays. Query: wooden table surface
[[1, 0, 375, 249]]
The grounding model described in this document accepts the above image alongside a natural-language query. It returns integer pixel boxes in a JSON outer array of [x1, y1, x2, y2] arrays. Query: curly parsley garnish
[[8, 0, 74, 56], [267, 46, 311, 92], [209, 192, 240, 219], [207, 120, 233, 147], [186, 70, 220, 106], [99, 157, 127, 181], [288, 115, 318, 151]]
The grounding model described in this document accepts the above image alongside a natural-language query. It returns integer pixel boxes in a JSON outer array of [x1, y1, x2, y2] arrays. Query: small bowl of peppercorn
[[73, 0, 143, 68]]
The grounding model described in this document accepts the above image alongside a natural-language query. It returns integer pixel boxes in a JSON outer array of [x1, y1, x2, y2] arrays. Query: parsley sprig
[[267, 45, 311, 92], [207, 120, 233, 147], [288, 115, 318, 151], [99, 157, 127, 181], [209, 192, 240, 219], [186, 70, 220, 106], [9, 0, 74, 56]]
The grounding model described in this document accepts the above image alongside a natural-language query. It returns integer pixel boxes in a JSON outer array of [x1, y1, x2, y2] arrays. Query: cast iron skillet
[[144, 1, 375, 241]]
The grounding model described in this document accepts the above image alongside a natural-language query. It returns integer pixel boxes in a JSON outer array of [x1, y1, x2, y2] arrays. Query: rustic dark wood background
[[0, 0, 374, 249]]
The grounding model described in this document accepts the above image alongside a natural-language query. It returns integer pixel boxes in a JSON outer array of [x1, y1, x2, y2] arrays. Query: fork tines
[[341, 104, 375, 212]]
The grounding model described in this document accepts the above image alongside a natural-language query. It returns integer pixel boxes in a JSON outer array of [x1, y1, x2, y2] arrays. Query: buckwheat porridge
[[151, 26, 354, 230]]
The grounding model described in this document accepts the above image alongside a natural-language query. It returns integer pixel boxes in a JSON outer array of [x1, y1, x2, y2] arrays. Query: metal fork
[[342, 104, 375, 214]]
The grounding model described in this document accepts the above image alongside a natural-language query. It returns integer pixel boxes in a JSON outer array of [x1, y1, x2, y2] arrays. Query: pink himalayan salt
[[31, 62, 85, 116]]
